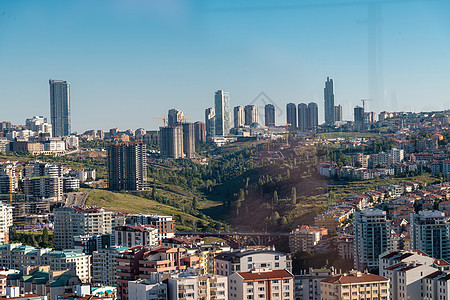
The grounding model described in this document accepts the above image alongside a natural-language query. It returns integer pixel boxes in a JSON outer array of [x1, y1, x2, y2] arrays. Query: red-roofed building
[[320, 270, 389, 300], [229, 268, 294, 300], [114, 224, 159, 248]]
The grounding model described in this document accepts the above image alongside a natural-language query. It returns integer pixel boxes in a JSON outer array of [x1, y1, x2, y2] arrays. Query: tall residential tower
[[49, 79, 71, 137], [214, 90, 231, 136], [324, 77, 335, 126]]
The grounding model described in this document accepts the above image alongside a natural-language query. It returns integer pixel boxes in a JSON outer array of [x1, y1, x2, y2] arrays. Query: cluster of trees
[[10, 227, 53, 249]]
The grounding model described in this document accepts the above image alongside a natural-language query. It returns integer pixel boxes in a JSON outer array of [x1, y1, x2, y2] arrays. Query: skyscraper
[[334, 105, 343, 122], [324, 77, 335, 125], [168, 109, 184, 126], [107, 143, 147, 191], [354, 106, 365, 132], [182, 123, 195, 159], [353, 209, 391, 271], [194, 121, 206, 143], [49, 79, 71, 137], [307, 102, 319, 130], [214, 90, 231, 136], [411, 211, 450, 260], [244, 105, 258, 125], [297, 103, 308, 131], [233, 106, 245, 128], [205, 108, 215, 137], [159, 126, 183, 158], [264, 104, 275, 127], [286, 103, 297, 130]]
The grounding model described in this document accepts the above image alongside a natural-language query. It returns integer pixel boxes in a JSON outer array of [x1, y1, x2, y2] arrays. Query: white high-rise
[[49, 79, 71, 137], [0, 202, 13, 245], [214, 90, 231, 136]]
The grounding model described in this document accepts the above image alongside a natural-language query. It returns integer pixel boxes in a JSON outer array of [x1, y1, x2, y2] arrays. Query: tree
[[280, 216, 288, 228], [41, 227, 50, 247], [192, 197, 198, 211], [151, 186, 156, 200], [273, 191, 278, 203], [291, 187, 297, 205]]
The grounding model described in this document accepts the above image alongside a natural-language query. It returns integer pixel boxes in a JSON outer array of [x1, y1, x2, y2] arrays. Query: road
[[65, 191, 90, 207]]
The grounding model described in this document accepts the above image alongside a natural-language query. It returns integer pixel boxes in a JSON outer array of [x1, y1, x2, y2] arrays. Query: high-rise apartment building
[[0, 202, 12, 245], [92, 246, 128, 287], [205, 107, 215, 137], [168, 271, 228, 300], [411, 211, 450, 260], [354, 106, 365, 132], [159, 126, 183, 158], [324, 77, 335, 125], [49, 79, 71, 137], [214, 90, 231, 136], [107, 143, 147, 191], [334, 104, 343, 122], [264, 104, 275, 127], [22, 162, 63, 201], [307, 102, 319, 130], [168, 109, 184, 126], [298, 103, 308, 131], [194, 121, 206, 143], [53, 206, 113, 250], [286, 103, 297, 130], [182, 123, 195, 159], [353, 209, 391, 271], [41, 249, 92, 283], [233, 106, 245, 128], [244, 105, 258, 125]]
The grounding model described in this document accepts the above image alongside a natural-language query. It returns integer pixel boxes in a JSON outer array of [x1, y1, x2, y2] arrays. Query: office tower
[[159, 126, 183, 158], [334, 105, 343, 122], [244, 105, 258, 125], [286, 103, 297, 130], [353, 209, 391, 271], [324, 77, 335, 125], [182, 123, 195, 159], [107, 143, 147, 191], [49, 79, 71, 137], [168, 109, 184, 126], [354, 106, 365, 131], [297, 103, 308, 131], [205, 108, 215, 137], [233, 106, 245, 128], [265, 104, 275, 127], [194, 121, 206, 143], [53, 206, 113, 250], [411, 211, 450, 260], [214, 90, 231, 136], [0, 202, 13, 245], [307, 102, 319, 130]]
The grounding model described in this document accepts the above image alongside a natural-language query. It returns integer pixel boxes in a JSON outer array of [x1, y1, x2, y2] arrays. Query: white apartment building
[[353, 209, 392, 271], [128, 276, 167, 300], [41, 250, 92, 283], [0, 201, 12, 245], [379, 250, 450, 300], [53, 206, 112, 249], [229, 268, 294, 300], [114, 224, 159, 248], [423, 270, 450, 300], [168, 271, 227, 300], [126, 214, 175, 240], [92, 246, 129, 286], [214, 248, 292, 277]]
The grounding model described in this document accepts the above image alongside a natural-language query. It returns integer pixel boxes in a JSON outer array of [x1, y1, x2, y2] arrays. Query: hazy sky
[[1, 0, 449, 132]]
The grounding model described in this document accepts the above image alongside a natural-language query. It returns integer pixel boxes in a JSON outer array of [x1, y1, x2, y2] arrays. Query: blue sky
[[0, 0, 449, 132]]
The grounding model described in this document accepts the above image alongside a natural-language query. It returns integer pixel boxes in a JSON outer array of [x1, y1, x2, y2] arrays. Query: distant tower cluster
[[233, 106, 245, 128], [297, 102, 318, 131], [286, 103, 297, 130], [265, 104, 275, 127], [107, 143, 147, 191], [244, 105, 258, 125], [159, 109, 196, 159], [205, 107, 215, 137], [49, 79, 71, 137]]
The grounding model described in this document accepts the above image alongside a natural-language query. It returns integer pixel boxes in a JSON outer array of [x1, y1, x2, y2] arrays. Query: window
[[275, 262, 279, 268], [248, 257, 253, 262], [283, 279, 290, 284], [248, 264, 253, 269], [275, 255, 279, 260]]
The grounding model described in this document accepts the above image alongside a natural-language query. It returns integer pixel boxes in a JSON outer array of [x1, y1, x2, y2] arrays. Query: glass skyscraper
[[49, 79, 71, 137], [324, 77, 335, 125], [214, 90, 231, 136]]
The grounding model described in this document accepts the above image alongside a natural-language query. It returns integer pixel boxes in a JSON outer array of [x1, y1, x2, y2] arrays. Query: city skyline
[[1, 1, 449, 132]]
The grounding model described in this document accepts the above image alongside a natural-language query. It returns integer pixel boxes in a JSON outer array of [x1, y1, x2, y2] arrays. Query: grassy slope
[[85, 189, 217, 231]]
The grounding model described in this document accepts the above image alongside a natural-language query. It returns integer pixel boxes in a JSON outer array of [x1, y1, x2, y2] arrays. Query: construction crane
[[153, 116, 167, 127], [361, 99, 372, 111], [269, 123, 291, 146]]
